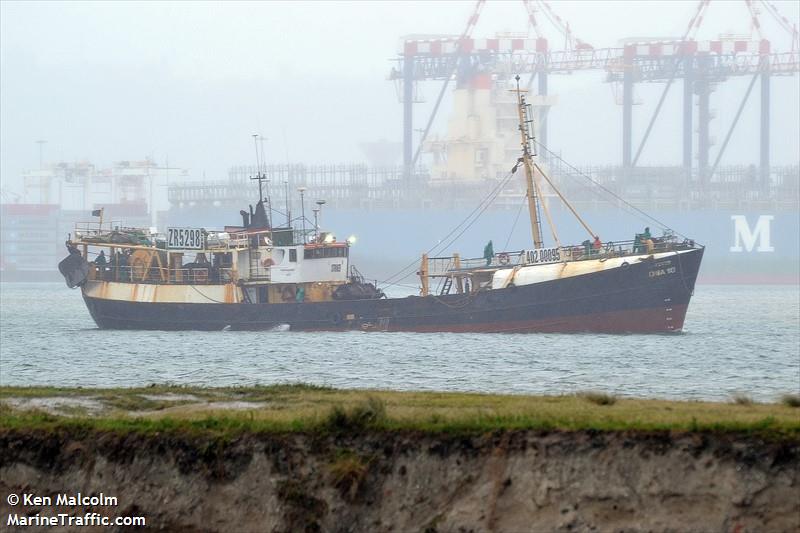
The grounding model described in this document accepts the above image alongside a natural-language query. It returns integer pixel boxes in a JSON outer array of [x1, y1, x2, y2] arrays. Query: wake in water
[[221, 324, 290, 332]]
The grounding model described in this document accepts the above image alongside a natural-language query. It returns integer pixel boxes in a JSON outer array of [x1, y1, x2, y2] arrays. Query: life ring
[[130, 249, 155, 281], [261, 258, 275, 268], [498, 253, 510, 265]]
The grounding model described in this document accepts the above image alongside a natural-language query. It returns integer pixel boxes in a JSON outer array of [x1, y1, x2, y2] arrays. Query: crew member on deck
[[94, 250, 107, 279], [642, 227, 654, 253], [635, 227, 653, 254], [592, 236, 602, 254], [483, 240, 494, 266], [119, 250, 130, 281]]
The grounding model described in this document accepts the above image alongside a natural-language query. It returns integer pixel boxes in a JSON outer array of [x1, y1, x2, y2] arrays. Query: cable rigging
[[533, 140, 688, 240], [381, 166, 519, 286]]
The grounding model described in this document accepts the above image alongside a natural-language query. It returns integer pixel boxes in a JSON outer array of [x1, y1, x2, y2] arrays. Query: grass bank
[[1, 384, 798, 437]]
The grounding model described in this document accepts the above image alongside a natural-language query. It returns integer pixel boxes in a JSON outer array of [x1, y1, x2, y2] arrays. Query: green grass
[[1, 384, 799, 438]]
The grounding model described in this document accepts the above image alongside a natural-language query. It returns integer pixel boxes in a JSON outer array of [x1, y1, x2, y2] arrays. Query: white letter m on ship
[[730, 215, 774, 252]]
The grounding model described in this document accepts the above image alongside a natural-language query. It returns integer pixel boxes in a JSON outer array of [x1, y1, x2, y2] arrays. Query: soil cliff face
[[1, 429, 797, 532]]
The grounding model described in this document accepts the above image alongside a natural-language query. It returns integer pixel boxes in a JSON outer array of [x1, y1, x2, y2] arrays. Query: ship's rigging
[[383, 76, 689, 290]]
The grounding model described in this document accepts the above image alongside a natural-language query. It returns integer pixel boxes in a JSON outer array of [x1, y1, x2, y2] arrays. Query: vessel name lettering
[[525, 247, 560, 265], [167, 227, 204, 250], [648, 266, 676, 278]]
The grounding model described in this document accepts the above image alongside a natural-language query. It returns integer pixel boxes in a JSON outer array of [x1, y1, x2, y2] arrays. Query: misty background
[[2, 0, 799, 192]]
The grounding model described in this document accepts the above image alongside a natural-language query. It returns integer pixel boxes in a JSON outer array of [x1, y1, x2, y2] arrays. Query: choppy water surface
[[1, 282, 798, 401]]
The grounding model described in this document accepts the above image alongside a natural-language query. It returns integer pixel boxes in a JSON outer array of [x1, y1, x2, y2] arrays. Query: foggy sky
[[1, 0, 799, 195]]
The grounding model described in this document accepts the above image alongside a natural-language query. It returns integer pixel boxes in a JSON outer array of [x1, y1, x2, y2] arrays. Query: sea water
[[1, 282, 798, 401]]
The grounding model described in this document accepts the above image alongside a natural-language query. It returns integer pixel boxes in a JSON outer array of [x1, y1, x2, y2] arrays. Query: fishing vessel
[[59, 78, 704, 332]]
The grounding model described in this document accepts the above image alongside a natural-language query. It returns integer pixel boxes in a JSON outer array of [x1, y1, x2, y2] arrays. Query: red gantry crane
[[391, 0, 799, 185]]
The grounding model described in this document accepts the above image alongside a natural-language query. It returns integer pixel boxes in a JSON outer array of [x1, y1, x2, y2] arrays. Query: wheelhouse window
[[303, 246, 348, 260], [289, 249, 297, 262]]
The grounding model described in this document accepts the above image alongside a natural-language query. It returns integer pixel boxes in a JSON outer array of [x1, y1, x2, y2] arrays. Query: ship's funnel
[[251, 199, 270, 229]]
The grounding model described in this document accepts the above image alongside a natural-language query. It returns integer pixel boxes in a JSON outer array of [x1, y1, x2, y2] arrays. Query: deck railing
[[76, 226, 285, 252], [205, 232, 252, 250], [90, 265, 236, 285], [73, 221, 141, 239], [428, 236, 692, 275]]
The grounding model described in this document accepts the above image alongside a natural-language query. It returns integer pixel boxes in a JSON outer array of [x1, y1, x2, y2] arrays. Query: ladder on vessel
[[439, 276, 453, 296]]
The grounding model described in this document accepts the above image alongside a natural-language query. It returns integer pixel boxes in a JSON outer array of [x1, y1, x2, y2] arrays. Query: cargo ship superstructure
[[60, 80, 704, 332]]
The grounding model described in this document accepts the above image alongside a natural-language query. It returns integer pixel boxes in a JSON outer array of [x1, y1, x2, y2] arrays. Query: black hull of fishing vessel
[[80, 248, 702, 333]]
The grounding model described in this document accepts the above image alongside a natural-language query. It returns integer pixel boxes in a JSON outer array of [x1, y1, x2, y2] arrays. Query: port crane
[[391, 0, 800, 185]]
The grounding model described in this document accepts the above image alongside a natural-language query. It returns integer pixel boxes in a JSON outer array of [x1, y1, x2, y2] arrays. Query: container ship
[[59, 80, 704, 332]]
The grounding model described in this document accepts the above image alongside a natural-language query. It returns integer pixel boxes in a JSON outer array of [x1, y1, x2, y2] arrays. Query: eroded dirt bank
[[1, 429, 797, 532]]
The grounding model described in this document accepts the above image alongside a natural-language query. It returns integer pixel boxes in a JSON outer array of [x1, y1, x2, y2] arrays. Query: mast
[[252, 134, 264, 202], [514, 75, 544, 249], [284, 180, 291, 226]]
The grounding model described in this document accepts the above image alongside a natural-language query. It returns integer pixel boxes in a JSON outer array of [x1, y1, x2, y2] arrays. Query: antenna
[[252, 134, 261, 173], [314, 199, 326, 240], [258, 135, 267, 175], [264, 187, 273, 229], [298, 187, 307, 240], [284, 180, 291, 226], [251, 134, 263, 201]]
